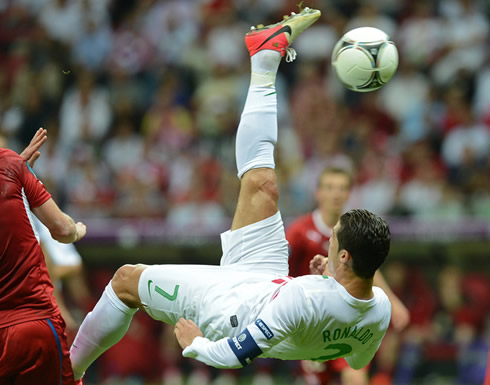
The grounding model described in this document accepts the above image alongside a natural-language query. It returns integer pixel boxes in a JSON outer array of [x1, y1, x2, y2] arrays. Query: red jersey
[[0, 148, 59, 328], [286, 210, 333, 277]]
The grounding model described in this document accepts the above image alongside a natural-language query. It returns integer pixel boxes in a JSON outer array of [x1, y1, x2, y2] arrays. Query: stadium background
[[0, 0, 488, 384]]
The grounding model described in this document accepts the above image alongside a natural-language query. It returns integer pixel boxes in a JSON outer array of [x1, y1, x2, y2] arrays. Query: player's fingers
[[76, 222, 87, 240], [28, 152, 41, 167], [175, 318, 186, 329], [32, 128, 47, 144]]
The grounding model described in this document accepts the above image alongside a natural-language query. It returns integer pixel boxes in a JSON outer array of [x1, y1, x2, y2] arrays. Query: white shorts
[[219, 211, 289, 275], [34, 217, 82, 266], [138, 212, 289, 340]]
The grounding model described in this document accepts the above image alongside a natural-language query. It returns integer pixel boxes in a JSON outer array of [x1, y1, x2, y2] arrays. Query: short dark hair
[[337, 209, 391, 278]]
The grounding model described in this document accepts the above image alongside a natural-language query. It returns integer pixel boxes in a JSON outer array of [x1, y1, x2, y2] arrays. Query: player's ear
[[338, 249, 351, 264]]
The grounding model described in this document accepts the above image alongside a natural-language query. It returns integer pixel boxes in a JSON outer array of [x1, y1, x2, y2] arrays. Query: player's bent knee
[[111, 264, 147, 309]]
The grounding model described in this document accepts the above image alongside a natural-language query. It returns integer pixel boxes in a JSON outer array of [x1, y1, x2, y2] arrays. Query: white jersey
[[139, 265, 391, 369], [137, 212, 391, 369], [185, 275, 390, 369]]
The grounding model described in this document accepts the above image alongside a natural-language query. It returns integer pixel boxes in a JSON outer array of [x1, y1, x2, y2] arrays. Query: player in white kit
[[70, 7, 392, 381]]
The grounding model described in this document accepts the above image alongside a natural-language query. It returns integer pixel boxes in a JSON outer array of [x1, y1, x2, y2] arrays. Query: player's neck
[[336, 272, 374, 300]]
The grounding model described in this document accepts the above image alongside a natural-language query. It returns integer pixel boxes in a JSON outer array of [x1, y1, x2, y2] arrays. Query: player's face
[[316, 173, 351, 213]]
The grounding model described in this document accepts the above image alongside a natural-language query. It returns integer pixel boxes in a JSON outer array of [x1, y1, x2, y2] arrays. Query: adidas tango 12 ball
[[331, 27, 398, 92]]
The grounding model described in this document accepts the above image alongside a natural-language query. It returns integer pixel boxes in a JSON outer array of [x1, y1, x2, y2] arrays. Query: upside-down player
[[70, 8, 393, 382]]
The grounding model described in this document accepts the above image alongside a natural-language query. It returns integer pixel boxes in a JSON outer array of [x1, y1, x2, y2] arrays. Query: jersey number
[[148, 280, 180, 302], [155, 284, 179, 301], [311, 343, 352, 361]]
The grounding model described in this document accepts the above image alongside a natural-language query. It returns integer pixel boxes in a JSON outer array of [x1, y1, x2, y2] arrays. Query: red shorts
[[0, 315, 76, 385]]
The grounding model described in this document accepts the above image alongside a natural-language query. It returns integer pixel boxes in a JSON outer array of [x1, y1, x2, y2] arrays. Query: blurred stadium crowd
[[0, 0, 489, 384], [1, 0, 489, 225]]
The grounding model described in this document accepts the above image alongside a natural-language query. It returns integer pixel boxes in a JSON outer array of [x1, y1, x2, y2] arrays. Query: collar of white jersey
[[329, 277, 378, 308], [312, 209, 333, 238]]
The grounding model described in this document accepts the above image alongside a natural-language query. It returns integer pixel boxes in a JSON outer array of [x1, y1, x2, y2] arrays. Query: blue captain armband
[[227, 328, 262, 366]]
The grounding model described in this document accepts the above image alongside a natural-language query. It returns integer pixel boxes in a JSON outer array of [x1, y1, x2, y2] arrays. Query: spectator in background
[[113, 160, 167, 219], [142, 0, 199, 65], [355, 149, 399, 216], [104, 119, 144, 174], [473, 55, 490, 123], [441, 102, 489, 185], [432, 0, 488, 85], [398, 152, 445, 218], [58, 70, 112, 159], [397, 1, 442, 71], [39, 0, 83, 45], [345, 2, 396, 39], [107, 6, 153, 76], [63, 143, 113, 218], [379, 60, 429, 144], [17, 82, 52, 147], [167, 151, 226, 230], [141, 76, 196, 163], [72, 17, 112, 72]]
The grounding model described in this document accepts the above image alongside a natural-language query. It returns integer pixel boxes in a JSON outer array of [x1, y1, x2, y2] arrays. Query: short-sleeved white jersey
[[138, 265, 391, 369]]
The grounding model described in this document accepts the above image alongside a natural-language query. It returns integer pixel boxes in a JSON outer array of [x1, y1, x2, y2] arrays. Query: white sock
[[236, 50, 281, 178], [70, 282, 138, 380]]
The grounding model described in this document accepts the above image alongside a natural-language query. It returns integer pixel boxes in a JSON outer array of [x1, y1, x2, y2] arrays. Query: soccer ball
[[331, 27, 398, 92]]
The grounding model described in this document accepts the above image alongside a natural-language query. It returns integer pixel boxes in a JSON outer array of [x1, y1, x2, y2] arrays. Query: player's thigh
[[0, 317, 75, 385], [138, 264, 218, 325], [231, 168, 278, 231]]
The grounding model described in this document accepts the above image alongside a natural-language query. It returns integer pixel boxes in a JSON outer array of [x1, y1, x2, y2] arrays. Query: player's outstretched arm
[[373, 271, 410, 331], [32, 198, 86, 243], [18, 128, 87, 243]]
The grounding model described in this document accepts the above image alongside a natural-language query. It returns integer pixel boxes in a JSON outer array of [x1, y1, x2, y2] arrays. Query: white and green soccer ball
[[331, 27, 398, 92]]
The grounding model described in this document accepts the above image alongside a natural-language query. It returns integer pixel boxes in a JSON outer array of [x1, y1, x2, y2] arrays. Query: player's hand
[[75, 222, 87, 242], [20, 128, 47, 168], [390, 296, 410, 332], [174, 318, 203, 349], [309, 254, 328, 275]]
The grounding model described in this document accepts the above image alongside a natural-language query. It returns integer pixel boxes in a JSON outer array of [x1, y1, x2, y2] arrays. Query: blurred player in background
[[0, 128, 86, 385], [70, 8, 394, 382], [287, 167, 410, 385]]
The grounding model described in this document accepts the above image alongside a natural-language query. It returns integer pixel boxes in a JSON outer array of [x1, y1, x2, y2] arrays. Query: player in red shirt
[[0, 128, 87, 385], [287, 167, 410, 385]]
